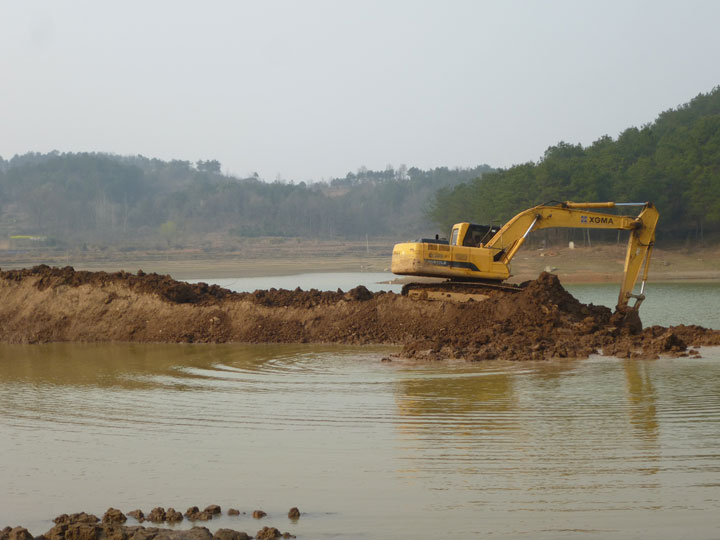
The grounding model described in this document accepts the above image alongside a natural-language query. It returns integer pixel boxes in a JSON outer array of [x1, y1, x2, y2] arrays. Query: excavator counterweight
[[391, 201, 659, 312]]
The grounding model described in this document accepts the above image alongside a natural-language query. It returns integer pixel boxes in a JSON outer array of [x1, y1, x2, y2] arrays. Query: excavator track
[[401, 280, 523, 303]]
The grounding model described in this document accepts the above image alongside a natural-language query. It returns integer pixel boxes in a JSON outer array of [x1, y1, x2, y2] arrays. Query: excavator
[[391, 201, 659, 313]]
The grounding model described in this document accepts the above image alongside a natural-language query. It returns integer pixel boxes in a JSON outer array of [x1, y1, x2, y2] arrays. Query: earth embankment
[[1, 265, 719, 361]]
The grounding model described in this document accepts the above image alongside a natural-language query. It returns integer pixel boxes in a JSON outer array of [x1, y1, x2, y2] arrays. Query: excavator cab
[[450, 223, 501, 247], [464, 224, 501, 247]]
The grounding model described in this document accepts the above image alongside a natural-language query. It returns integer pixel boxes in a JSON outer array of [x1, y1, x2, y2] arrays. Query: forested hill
[[0, 152, 491, 247], [429, 87, 720, 243]]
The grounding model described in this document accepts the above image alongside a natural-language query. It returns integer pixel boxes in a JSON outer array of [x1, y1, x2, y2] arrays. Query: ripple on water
[[2, 344, 720, 539]]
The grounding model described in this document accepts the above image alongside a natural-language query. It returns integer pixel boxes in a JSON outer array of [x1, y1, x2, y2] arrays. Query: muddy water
[[2, 343, 720, 539]]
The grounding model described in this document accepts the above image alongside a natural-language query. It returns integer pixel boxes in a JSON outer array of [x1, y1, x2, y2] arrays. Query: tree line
[[428, 87, 720, 244], [0, 151, 491, 248], [3, 87, 718, 250]]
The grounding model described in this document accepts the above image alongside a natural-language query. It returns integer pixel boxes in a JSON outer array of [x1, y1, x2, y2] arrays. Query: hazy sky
[[1, 1, 719, 181]]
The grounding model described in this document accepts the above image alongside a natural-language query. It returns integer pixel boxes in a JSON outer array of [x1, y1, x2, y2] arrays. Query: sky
[[1, 0, 719, 181]]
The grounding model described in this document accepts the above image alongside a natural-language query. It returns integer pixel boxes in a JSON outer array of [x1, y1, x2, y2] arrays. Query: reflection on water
[[624, 360, 659, 438], [395, 368, 519, 436], [1, 344, 720, 539]]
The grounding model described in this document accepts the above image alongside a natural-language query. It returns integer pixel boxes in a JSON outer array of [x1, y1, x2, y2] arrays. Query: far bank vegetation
[[1, 87, 719, 254]]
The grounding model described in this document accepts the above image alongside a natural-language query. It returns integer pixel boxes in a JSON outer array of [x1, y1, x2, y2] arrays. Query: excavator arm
[[485, 201, 659, 310]]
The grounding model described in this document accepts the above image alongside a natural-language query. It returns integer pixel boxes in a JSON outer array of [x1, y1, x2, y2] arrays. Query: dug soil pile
[[1, 265, 719, 361]]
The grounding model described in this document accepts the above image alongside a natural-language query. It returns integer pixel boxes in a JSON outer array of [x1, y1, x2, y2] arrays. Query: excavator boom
[[391, 201, 659, 311]]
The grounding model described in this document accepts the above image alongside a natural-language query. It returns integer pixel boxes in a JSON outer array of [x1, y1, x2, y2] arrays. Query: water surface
[[566, 281, 720, 329], [2, 343, 720, 539]]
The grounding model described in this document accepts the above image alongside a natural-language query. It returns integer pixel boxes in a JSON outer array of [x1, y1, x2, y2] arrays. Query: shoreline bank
[[1, 243, 719, 282]]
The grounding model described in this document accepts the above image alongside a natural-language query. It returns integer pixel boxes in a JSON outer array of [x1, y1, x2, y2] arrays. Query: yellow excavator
[[391, 201, 659, 312]]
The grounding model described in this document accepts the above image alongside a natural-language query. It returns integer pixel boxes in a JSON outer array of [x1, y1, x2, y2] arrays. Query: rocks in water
[[102, 509, 127, 525], [46, 521, 102, 540], [126, 511, 145, 523], [153, 526, 213, 540], [202, 506, 220, 517], [251, 511, 266, 519], [102, 524, 129, 540], [183, 508, 211, 522], [165, 509, 183, 524], [53, 514, 99, 526], [212, 530, 250, 540], [0, 527, 33, 540], [287, 508, 300, 520], [255, 528, 280, 540], [184, 508, 199, 520], [226, 509, 240, 516], [146, 508, 166, 524], [255, 529, 294, 540], [44, 513, 103, 540], [7, 512, 295, 540], [37, 516, 247, 540]]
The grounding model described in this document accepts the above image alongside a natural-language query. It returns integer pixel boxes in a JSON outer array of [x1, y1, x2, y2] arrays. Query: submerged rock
[[102, 509, 127, 525], [202, 506, 220, 516], [126, 511, 145, 523], [53, 514, 99, 526], [254, 528, 280, 540], [9, 511, 291, 540], [212, 530, 250, 540], [183, 508, 211, 522], [146, 508, 166, 524], [1, 527, 33, 540], [164, 509, 183, 524]]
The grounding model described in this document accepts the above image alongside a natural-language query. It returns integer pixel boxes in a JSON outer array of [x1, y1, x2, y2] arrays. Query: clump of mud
[[1, 508, 297, 540], [247, 285, 375, 308], [1, 266, 718, 361]]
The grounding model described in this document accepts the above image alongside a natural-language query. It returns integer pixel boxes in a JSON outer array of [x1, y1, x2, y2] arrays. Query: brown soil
[[1, 265, 719, 361]]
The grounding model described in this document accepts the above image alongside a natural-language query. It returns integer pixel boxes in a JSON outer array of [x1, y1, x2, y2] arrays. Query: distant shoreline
[[1, 241, 719, 282]]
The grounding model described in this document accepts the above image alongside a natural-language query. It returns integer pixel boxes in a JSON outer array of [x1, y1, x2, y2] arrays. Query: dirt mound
[[1, 265, 234, 305], [1, 266, 718, 360]]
